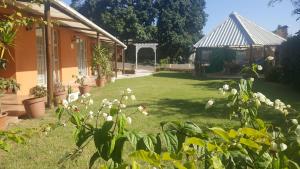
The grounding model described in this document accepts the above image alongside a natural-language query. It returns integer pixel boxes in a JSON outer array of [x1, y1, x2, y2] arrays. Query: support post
[[96, 32, 100, 46], [122, 48, 125, 74], [154, 47, 157, 70], [44, 0, 53, 108], [114, 42, 118, 77], [135, 46, 138, 69], [249, 45, 253, 65]]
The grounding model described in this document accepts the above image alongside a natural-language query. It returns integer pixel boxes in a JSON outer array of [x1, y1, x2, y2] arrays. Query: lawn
[[0, 71, 299, 169]]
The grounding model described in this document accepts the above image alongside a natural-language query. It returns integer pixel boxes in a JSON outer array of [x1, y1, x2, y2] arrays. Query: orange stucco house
[[0, 1, 126, 96]]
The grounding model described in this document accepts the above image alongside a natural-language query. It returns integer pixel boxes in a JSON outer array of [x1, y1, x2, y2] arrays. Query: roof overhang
[[6, 0, 127, 49]]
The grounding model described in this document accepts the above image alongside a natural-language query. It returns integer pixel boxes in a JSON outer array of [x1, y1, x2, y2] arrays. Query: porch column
[[122, 48, 125, 74], [153, 47, 157, 70], [44, 0, 54, 108], [114, 42, 118, 77], [135, 46, 138, 69]]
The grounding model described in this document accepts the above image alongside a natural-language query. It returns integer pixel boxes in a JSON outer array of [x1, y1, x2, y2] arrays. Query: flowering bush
[[56, 84, 300, 168], [72, 74, 87, 87], [56, 88, 150, 168], [240, 64, 262, 78]]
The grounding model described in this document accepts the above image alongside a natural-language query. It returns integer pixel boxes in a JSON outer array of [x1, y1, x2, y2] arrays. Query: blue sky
[[63, 0, 299, 35]]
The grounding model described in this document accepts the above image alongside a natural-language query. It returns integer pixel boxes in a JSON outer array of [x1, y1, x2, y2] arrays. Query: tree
[[269, 0, 300, 20], [156, 0, 207, 62], [71, 0, 157, 43]]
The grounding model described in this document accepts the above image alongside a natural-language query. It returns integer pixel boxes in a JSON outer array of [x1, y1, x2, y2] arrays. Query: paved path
[[117, 69, 154, 79]]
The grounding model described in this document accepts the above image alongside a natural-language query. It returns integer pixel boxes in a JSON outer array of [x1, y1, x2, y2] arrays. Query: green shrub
[[265, 66, 284, 82], [280, 34, 300, 89]]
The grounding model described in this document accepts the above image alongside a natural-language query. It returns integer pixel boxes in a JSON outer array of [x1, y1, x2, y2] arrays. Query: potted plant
[[54, 83, 66, 106], [92, 45, 111, 87], [73, 75, 90, 95], [0, 78, 8, 130], [5, 79, 20, 94], [23, 86, 47, 118]]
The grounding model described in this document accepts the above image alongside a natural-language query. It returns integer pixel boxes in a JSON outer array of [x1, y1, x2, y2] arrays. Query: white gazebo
[[134, 43, 158, 69]]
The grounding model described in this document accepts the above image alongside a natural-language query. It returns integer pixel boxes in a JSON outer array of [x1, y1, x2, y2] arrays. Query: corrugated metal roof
[[13, 1, 127, 48], [194, 12, 286, 48]]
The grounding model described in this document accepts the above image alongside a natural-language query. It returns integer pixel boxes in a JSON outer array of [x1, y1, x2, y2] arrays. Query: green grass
[[0, 71, 299, 169]]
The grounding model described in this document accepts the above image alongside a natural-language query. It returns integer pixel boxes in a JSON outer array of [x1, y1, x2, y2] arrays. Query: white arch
[[134, 43, 158, 69]]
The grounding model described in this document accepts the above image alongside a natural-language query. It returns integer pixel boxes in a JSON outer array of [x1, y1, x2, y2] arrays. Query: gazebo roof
[[194, 12, 286, 48]]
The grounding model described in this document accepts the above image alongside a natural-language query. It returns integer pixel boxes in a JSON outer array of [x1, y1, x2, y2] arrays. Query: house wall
[[14, 27, 38, 95], [0, 8, 124, 96]]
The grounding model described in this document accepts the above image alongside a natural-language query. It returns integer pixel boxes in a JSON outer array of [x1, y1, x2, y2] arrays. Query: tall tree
[[71, 0, 157, 43], [156, 0, 207, 62], [269, 0, 300, 20]]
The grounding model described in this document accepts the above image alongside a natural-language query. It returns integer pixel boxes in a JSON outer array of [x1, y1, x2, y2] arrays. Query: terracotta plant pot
[[79, 85, 90, 95], [95, 77, 106, 87], [54, 91, 67, 106], [23, 97, 45, 118], [5, 88, 13, 94], [0, 112, 8, 130]]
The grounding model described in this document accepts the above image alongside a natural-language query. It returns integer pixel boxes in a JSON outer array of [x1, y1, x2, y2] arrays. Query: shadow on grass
[[152, 98, 229, 119], [153, 72, 197, 80]]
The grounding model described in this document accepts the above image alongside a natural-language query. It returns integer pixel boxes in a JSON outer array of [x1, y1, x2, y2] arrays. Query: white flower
[[62, 123, 66, 127], [88, 99, 94, 105], [127, 117, 132, 124], [138, 106, 144, 112], [283, 109, 289, 116], [85, 93, 91, 97], [106, 115, 113, 121], [279, 143, 287, 151], [130, 95, 136, 101], [250, 78, 254, 82], [102, 113, 108, 117], [257, 65, 263, 71], [111, 77, 116, 83], [45, 126, 51, 132], [120, 104, 126, 108], [270, 142, 278, 151], [113, 99, 120, 104], [102, 98, 108, 104], [124, 96, 129, 100], [205, 99, 214, 109], [287, 104, 291, 108], [266, 56, 274, 61], [291, 119, 298, 125], [89, 111, 94, 116], [126, 88, 132, 94], [223, 84, 229, 91], [231, 88, 237, 95], [62, 99, 69, 108], [142, 111, 148, 116]]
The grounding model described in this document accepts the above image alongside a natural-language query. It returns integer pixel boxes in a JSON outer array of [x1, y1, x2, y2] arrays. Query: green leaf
[[102, 121, 114, 132], [143, 135, 155, 152], [89, 152, 100, 169], [239, 138, 261, 150], [211, 155, 225, 169], [126, 131, 140, 149], [111, 136, 127, 164], [210, 127, 230, 142], [228, 129, 238, 139], [182, 121, 202, 136], [130, 150, 160, 166], [75, 127, 93, 147], [185, 137, 205, 147], [161, 131, 178, 153], [131, 160, 140, 169]]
